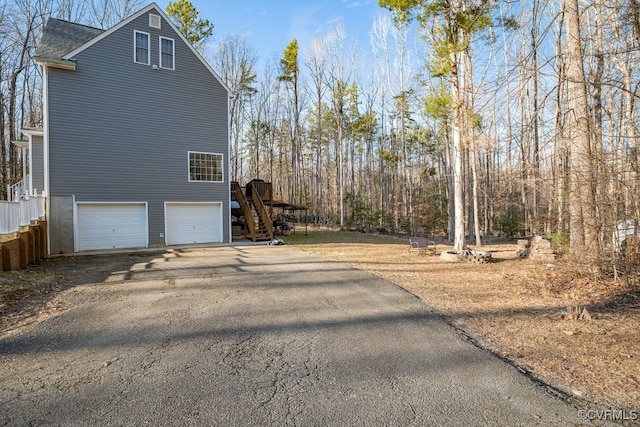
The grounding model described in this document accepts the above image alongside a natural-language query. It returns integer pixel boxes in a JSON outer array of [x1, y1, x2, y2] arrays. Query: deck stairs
[[231, 181, 274, 242]]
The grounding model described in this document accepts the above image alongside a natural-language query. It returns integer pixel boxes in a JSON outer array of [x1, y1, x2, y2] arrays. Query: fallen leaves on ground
[[0, 268, 67, 331]]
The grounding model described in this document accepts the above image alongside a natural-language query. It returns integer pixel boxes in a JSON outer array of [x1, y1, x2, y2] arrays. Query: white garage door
[[165, 202, 222, 245], [76, 203, 148, 251]]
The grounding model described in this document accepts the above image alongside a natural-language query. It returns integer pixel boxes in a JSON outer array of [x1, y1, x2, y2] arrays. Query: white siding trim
[[42, 65, 51, 254], [21, 129, 43, 197], [227, 94, 232, 243], [64, 3, 159, 59], [61, 4, 234, 96]]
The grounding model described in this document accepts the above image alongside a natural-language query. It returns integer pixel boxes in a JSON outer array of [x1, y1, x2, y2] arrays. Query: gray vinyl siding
[[46, 9, 230, 245], [31, 134, 45, 195]]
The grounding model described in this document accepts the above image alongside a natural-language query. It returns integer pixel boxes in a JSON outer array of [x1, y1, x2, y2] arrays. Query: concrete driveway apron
[[1, 246, 592, 426]]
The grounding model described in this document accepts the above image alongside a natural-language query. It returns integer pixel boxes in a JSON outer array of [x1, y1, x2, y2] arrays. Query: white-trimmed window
[[160, 36, 175, 70], [134, 30, 150, 64], [189, 152, 223, 182]]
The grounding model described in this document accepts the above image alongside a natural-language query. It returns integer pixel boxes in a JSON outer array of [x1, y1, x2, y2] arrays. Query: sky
[[158, 0, 391, 65]]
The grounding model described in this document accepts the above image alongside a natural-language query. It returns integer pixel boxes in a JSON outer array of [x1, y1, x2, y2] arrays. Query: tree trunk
[[448, 1, 467, 252], [565, 0, 600, 260]]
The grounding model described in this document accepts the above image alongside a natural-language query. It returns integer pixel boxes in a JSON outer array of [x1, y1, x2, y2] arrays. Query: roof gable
[[37, 2, 232, 96]]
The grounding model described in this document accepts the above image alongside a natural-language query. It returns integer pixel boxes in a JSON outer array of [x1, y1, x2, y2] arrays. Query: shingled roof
[[35, 18, 104, 62]]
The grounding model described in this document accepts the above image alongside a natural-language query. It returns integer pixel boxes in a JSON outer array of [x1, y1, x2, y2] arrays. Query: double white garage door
[[76, 202, 223, 251]]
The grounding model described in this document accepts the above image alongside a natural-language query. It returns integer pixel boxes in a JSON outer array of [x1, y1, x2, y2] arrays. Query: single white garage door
[[165, 202, 222, 245], [76, 203, 148, 251]]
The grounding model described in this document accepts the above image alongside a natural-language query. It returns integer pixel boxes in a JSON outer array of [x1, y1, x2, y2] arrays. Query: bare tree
[[211, 35, 257, 182], [565, 0, 599, 259], [370, 15, 417, 234], [88, 0, 143, 28], [0, 0, 47, 197], [278, 39, 304, 205], [305, 36, 328, 220], [323, 25, 356, 229], [54, 0, 88, 22]]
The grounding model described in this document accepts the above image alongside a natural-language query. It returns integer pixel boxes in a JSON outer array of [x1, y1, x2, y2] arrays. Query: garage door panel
[[77, 203, 147, 251], [165, 203, 222, 245]]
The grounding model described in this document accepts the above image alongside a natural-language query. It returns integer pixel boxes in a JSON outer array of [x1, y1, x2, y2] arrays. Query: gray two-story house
[[31, 2, 232, 253]]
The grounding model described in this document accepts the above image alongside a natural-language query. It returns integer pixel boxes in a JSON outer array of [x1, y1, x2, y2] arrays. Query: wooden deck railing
[[251, 181, 272, 202], [231, 181, 257, 241], [231, 180, 275, 241], [249, 182, 273, 239]]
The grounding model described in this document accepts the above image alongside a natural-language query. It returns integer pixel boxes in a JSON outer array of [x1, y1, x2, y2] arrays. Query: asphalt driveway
[[1, 245, 590, 426]]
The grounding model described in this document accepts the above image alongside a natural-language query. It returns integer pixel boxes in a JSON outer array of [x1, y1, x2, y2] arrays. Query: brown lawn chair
[[409, 236, 437, 255]]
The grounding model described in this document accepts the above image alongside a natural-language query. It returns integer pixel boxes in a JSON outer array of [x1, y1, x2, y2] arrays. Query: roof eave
[[21, 128, 44, 137], [34, 56, 76, 71], [11, 140, 29, 149]]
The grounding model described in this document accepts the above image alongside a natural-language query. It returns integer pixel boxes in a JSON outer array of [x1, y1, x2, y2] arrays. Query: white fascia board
[[63, 3, 159, 59], [34, 57, 76, 71], [62, 2, 234, 97], [11, 140, 29, 149], [21, 128, 44, 137]]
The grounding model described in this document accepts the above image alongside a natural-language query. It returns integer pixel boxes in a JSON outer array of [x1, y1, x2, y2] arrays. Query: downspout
[[27, 138, 32, 195], [227, 94, 233, 243], [41, 63, 51, 254]]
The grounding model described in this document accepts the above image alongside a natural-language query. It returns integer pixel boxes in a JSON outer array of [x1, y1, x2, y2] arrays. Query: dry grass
[[0, 268, 66, 331], [287, 230, 640, 411]]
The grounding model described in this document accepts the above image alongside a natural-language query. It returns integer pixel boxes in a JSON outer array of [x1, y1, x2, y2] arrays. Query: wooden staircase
[[231, 181, 274, 241]]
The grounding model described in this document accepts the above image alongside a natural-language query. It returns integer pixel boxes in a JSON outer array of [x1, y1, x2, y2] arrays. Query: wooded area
[[2, 0, 639, 262]]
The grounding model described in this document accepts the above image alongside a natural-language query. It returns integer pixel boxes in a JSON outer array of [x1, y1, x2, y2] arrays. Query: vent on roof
[[149, 14, 161, 29]]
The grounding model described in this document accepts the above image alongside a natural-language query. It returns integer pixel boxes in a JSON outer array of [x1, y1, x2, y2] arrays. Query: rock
[[516, 240, 530, 258], [536, 239, 552, 249], [528, 236, 556, 262]]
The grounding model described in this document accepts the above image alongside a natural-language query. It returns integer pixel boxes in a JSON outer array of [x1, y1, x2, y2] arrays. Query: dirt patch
[[0, 266, 68, 332], [289, 232, 640, 412], [0, 253, 151, 333]]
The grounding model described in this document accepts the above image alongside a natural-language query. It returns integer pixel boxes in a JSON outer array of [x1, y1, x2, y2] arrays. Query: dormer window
[[160, 36, 175, 70], [134, 30, 150, 65]]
